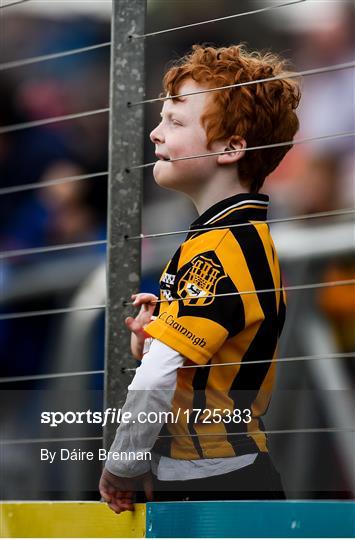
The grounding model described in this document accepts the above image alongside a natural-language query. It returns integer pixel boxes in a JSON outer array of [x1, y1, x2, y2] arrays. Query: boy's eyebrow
[[159, 97, 188, 118], [159, 110, 185, 119]]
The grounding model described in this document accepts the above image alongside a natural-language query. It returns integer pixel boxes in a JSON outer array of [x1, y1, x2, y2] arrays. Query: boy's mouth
[[155, 152, 170, 161]]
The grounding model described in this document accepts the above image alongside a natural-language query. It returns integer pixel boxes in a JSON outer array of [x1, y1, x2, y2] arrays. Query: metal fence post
[[104, 0, 146, 450]]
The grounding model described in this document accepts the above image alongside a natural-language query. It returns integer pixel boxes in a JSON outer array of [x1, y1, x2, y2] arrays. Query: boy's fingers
[[132, 294, 158, 306], [108, 501, 123, 514], [100, 491, 111, 503], [124, 317, 134, 331], [143, 476, 154, 501], [107, 497, 134, 514], [125, 317, 145, 335]]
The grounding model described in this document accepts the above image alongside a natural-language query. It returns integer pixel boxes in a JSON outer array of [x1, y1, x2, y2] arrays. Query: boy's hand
[[125, 293, 158, 360], [99, 468, 153, 514]]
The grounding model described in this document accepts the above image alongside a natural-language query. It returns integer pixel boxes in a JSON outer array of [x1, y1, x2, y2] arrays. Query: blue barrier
[[146, 500, 355, 538]]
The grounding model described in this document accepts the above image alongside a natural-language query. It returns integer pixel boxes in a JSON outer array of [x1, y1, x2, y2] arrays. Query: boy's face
[[150, 78, 221, 194]]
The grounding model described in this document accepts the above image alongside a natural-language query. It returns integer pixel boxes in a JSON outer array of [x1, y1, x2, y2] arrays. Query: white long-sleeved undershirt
[[105, 339, 257, 480]]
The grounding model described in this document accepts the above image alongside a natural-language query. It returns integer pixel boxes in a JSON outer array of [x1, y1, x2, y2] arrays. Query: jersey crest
[[177, 253, 226, 306]]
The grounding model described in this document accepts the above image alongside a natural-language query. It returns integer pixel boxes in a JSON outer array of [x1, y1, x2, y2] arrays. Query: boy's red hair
[[162, 44, 301, 192]]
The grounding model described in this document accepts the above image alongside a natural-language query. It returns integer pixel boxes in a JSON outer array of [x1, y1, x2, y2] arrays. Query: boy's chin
[[153, 172, 183, 191]]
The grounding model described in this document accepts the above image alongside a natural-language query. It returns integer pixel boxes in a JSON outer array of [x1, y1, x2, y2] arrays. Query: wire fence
[[130, 0, 307, 39], [1, 279, 354, 321], [1, 427, 354, 446], [1, 0, 354, 486], [0, 0, 31, 9], [0, 207, 353, 259], [128, 61, 355, 106], [0, 107, 109, 135], [123, 279, 355, 307], [129, 130, 355, 170], [0, 42, 110, 71], [0, 171, 109, 197], [0, 304, 106, 321], [1, 352, 353, 383], [0, 239, 107, 260], [127, 207, 355, 240]]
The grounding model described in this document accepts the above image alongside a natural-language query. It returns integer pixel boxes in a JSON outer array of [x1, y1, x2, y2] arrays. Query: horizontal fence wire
[[127, 207, 355, 241], [1, 207, 353, 260], [1, 428, 354, 446], [2, 352, 353, 382], [123, 279, 355, 307], [128, 60, 355, 107], [0, 436, 103, 446], [0, 304, 106, 322], [0, 370, 104, 384], [0, 171, 108, 196], [129, 130, 355, 170], [0, 0, 30, 8], [0, 42, 110, 71], [0, 1, 305, 37], [130, 0, 307, 39], [158, 427, 355, 439], [0, 107, 109, 135], [121, 352, 355, 373], [1, 279, 354, 322], [0, 239, 107, 260]]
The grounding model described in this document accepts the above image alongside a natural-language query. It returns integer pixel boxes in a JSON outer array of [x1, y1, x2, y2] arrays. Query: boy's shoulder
[[160, 193, 271, 291], [182, 227, 230, 257], [177, 224, 260, 282]]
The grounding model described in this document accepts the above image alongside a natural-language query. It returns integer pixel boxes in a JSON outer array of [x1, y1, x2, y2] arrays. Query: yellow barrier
[[0, 502, 146, 538]]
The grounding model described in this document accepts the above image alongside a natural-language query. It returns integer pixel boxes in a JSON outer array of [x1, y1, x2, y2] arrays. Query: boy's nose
[[150, 124, 164, 144]]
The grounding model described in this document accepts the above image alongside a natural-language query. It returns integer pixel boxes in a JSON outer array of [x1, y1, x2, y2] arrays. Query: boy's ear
[[216, 135, 246, 165]]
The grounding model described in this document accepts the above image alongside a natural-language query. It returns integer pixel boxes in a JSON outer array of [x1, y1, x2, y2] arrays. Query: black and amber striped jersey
[[145, 192, 286, 460]]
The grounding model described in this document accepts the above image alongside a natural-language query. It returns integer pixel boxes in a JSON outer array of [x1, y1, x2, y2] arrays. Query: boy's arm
[[104, 338, 185, 478]]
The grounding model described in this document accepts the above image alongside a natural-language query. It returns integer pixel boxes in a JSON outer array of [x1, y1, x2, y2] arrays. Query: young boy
[[99, 44, 301, 513]]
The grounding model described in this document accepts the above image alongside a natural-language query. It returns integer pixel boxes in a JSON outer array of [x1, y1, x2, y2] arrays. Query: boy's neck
[[190, 175, 251, 216]]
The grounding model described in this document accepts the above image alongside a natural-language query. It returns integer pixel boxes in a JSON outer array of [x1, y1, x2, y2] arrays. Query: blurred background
[[0, 0, 354, 501]]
